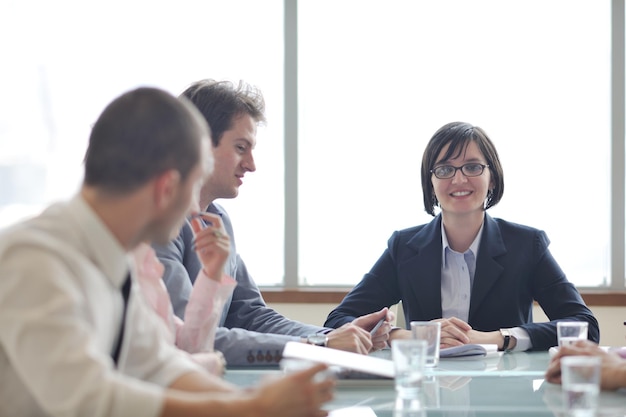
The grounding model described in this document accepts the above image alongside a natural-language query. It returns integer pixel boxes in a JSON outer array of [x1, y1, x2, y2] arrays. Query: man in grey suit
[[154, 79, 391, 367]]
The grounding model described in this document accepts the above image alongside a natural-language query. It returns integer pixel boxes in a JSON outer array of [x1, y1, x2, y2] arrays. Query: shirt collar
[[68, 194, 129, 287], [441, 219, 485, 266], [206, 203, 224, 217]]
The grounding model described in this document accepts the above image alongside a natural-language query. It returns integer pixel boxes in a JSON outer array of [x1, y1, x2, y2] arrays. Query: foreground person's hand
[[252, 363, 335, 417]]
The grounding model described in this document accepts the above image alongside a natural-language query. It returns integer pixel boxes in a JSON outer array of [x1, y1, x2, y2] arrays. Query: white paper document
[[282, 341, 395, 378]]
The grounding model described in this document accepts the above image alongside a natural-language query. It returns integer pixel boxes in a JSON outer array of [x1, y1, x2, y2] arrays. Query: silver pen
[[370, 318, 385, 336]]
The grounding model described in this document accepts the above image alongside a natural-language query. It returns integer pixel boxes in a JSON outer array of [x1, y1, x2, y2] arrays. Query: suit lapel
[[404, 215, 443, 320], [468, 215, 506, 321]]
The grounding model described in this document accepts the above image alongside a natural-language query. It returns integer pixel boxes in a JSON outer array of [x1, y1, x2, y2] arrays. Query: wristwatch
[[500, 328, 514, 352], [306, 334, 329, 347]]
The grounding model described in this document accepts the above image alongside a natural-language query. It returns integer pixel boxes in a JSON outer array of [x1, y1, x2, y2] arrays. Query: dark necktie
[[111, 273, 132, 367]]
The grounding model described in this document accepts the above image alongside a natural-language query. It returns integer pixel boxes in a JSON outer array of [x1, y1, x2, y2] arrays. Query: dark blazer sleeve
[[468, 218, 599, 350], [518, 229, 599, 349], [324, 227, 422, 328]]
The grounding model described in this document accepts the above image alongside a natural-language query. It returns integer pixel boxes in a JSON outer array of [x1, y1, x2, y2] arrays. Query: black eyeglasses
[[430, 163, 489, 179]]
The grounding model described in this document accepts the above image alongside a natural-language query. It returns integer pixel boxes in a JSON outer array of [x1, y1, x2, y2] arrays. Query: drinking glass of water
[[392, 339, 427, 399], [561, 355, 601, 417], [411, 321, 441, 367], [557, 321, 588, 347]]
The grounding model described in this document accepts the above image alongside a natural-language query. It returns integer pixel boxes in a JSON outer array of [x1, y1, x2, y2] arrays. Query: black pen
[[370, 318, 385, 336]]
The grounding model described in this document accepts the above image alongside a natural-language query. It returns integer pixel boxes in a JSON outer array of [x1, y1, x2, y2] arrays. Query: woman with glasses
[[325, 121, 599, 352]]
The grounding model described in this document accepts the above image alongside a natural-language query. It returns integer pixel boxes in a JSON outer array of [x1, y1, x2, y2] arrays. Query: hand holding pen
[[352, 307, 393, 351], [190, 211, 230, 282], [369, 310, 394, 351]]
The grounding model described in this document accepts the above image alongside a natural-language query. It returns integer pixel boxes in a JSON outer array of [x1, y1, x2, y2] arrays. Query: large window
[[0, 0, 285, 285], [1, 1, 622, 290], [298, 0, 613, 287]]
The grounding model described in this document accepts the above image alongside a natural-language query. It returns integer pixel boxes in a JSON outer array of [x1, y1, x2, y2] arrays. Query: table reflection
[[225, 352, 626, 416]]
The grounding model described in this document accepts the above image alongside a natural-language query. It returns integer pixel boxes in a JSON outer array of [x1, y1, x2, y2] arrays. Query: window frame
[[278, 0, 626, 292]]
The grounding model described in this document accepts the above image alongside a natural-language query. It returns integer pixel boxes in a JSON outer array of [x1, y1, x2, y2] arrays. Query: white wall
[[266, 303, 626, 347]]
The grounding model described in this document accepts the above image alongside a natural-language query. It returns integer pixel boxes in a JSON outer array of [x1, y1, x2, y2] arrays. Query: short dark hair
[[84, 87, 209, 193], [421, 121, 504, 216], [180, 79, 266, 146]]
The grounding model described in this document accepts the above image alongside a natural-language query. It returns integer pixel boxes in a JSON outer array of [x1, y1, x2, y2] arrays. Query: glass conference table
[[224, 350, 626, 417]]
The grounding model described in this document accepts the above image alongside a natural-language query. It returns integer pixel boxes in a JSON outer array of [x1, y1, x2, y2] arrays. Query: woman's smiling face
[[431, 140, 493, 217]]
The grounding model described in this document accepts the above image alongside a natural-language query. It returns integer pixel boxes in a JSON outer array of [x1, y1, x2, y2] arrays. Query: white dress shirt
[[440, 221, 531, 351], [0, 194, 202, 417]]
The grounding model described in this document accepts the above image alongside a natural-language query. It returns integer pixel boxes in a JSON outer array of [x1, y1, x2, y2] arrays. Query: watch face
[[308, 334, 327, 346]]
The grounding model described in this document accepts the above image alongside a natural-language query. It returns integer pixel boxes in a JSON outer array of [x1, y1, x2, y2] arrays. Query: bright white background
[[0, 0, 286, 285], [298, 0, 610, 287], [0, 0, 614, 288]]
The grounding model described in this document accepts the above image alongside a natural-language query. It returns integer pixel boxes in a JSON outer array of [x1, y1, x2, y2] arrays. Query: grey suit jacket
[[153, 203, 327, 366]]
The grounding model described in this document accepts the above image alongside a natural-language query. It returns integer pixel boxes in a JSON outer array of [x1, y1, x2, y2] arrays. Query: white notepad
[[282, 341, 395, 378]]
